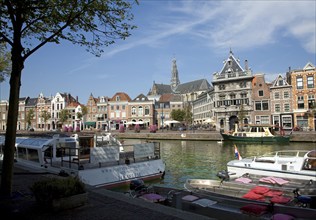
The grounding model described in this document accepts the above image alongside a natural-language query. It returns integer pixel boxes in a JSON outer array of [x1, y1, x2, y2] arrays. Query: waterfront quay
[[116, 130, 316, 143], [7, 129, 316, 143]]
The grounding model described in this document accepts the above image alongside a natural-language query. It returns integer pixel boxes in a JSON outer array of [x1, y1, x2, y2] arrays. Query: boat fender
[[130, 179, 145, 191], [161, 171, 166, 179], [216, 170, 230, 181], [265, 130, 268, 136], [58, 170, 69, 177]]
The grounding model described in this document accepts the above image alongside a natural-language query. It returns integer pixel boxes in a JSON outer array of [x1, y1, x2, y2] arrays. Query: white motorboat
[[184, 177, 316, 198], [227, 150, 316, 181], [0, 133, 165, 189], [220, 124, 290, 143], [125, 182, 316, 220]]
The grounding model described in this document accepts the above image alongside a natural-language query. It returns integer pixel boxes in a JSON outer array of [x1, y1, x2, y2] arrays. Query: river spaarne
[[122, 139, 315, 190]]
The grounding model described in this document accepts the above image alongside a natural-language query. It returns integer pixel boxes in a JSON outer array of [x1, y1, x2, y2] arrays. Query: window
[[116, 96, 120, 101], [116, 105, 119, 110], [275, 104, 280, 112], [284, 91, 289, 99], [258, 90, 264, 96], [274, 92, 280, 99], [255, 101, 262, 110], [262, 101, 269, 110], [240, 82, 247, 88], [111, 106, 114, 110], [131, 106, 136, 115], [284, 103, 290, 112], [308, 95, 315, 108], [219, 84, 225, 90], [138, 106, 143, 116], [255, 100, 269, 110], [296, 77, 303, 89], [278, 80, 283, 86], [261, 116, 270, 124], [297, 96, 304, 109], [282, 116, 292, 129], [255, 116, 270, 124], [307, 76, 314, 88], [240, 93, 247, 98], [122, 105, 125, 110], [145, 106, 150, 115]]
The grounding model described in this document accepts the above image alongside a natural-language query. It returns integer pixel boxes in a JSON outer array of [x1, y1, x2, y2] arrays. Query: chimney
[[245, 60, 249, 71], [76, 96, 78, 102]]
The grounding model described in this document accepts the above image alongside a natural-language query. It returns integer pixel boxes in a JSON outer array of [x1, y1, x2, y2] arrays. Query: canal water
[[124, 139, 316, 190]]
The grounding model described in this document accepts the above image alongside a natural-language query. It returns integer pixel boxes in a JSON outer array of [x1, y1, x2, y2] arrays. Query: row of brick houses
[[0, 50, 315, 132]]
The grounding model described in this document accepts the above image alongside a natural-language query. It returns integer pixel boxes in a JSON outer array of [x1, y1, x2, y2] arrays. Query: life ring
[[265, 131, 268, 136]]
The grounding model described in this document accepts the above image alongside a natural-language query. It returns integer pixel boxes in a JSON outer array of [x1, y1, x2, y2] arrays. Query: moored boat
[[0, 133, 165, 189], [184, 176, 316, 207], [220, 124, 290, 143], [227, 150, 316, 181], [125, 180, 316, 219]]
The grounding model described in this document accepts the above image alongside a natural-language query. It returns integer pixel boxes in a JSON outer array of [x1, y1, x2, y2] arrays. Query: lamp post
[[161, 103, 164, 132]]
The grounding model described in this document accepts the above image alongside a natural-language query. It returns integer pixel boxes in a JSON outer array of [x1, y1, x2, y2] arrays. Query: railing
[[53, 142, 161, 170]]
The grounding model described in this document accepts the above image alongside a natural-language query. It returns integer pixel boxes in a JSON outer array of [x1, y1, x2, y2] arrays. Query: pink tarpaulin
[[259, 177, 289, 185], [235, 177, 252, 184], [140, 193, 165, 203]]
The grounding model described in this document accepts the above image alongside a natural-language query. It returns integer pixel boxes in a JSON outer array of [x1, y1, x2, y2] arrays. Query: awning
[[85, 121, 96, 127], [203, 118, 215, 124], [164, 120, 181, 125]]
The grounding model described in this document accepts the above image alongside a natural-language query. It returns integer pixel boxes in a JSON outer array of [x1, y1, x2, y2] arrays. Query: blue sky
[[1, 0, 315, 104]]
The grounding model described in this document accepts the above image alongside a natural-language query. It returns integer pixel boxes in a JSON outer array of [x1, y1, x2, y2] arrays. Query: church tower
[[170, 58, 180, 91]]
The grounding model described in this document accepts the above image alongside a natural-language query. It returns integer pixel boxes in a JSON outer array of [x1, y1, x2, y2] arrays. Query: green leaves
[[1, 0, 138, 57]]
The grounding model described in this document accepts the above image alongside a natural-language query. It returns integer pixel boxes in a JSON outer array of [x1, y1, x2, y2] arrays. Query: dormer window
[[227, 59, 232, 66], [116, 96, 120, 101], [278, 80, 283, 86]]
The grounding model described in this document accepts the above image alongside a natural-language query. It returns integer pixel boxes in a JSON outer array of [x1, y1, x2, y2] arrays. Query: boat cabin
[[232, 124, 274, 137]]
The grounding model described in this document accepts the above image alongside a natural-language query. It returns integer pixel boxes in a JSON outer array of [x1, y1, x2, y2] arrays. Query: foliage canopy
[[0, 0, 138, 196]]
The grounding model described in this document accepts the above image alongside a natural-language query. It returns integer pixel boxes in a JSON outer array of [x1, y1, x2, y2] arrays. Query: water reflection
[[156, 140, 315, 189]]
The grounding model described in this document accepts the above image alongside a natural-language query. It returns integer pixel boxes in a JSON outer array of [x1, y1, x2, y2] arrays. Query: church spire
[[170, 58, 180, 90]]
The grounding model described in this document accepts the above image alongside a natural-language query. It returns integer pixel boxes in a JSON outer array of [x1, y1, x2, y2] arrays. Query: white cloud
[[135, 1, 315, 54], [73, 0, 315, 71]]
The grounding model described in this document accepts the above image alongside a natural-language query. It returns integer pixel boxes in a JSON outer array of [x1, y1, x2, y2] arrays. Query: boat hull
[[227, 164, 316, 181], [183, 179, 316, 219], [77, 159, 166, 188], [220, 133, 290, 143]]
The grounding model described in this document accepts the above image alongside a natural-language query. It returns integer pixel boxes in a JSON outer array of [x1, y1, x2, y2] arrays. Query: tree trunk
[[0, 48, 24, 197]]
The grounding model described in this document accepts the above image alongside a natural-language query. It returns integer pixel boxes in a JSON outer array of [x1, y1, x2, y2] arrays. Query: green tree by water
[[59, 109, 69, 128], [26, 109, 35, 129], [0, 0, 138, 196], [0, 42, 11, 80], [170, 109, 185, 122], [40, 110, 51, 131]]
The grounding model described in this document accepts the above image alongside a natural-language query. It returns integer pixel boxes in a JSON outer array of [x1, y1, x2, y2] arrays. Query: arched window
[[131, 106, 136, 115], [138, 106, 143, 116]]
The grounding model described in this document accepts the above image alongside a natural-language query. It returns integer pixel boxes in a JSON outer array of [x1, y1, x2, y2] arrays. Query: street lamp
[[161, 103, 164, 132]]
